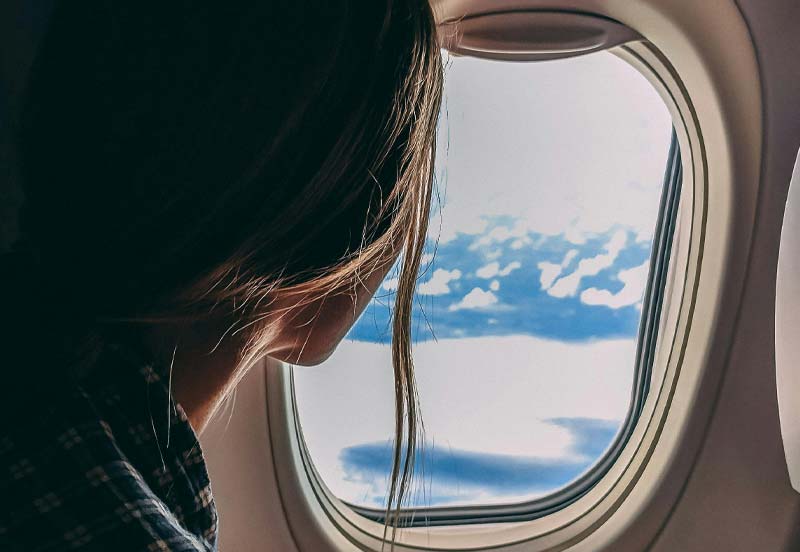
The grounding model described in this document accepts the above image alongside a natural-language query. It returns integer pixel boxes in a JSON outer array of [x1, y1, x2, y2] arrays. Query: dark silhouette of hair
[[3, 0, 443, 541]]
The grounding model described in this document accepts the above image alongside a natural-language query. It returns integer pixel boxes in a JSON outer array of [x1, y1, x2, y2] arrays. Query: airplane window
[[292, 50, 677, 518]]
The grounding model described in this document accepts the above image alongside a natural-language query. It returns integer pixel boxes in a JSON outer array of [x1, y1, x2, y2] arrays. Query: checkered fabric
[[0, 342, 218, 551]]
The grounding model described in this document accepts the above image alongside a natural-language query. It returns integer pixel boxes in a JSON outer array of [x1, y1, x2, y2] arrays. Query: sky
[[294, 50, 672, 510]]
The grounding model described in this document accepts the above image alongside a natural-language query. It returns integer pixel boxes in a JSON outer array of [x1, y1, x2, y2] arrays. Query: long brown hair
[[4, 0, 443, 542]]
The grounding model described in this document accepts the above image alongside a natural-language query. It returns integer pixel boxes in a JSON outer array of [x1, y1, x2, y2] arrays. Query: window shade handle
[[440, 11, 642, 62]]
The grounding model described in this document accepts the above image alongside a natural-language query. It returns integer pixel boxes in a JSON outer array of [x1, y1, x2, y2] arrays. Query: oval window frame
[[262, 2, 762, 550]]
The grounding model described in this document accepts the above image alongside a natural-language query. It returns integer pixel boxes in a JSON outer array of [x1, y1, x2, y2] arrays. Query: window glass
[[293, 50, 673, 509]]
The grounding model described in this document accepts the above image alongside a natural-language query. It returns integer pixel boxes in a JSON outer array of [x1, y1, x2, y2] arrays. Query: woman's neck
[[143, 319, 248, 434]]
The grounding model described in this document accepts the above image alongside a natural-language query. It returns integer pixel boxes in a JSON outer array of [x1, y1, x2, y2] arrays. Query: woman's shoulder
[[0, 341, 218, 551]]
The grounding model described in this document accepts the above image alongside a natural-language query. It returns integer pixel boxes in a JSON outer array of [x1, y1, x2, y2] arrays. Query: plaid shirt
[[0, 341, 218, 551]]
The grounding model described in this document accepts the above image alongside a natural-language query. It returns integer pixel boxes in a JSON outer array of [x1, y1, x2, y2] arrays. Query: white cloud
[[476, 262, 500, 279], [476, 261, 521, 279], [433, 215, 488, 244], [418, 268, 462, 296], [500, 261, 522, 276], [381, 277, 399, 292], [538, 249, 579, 290], [538, 262, 562, 290], [562, 249, 579, 267], [489, 280, 500, 291], [470, 220, 529, 250], [547, 272, 587, 299], [449, 287, 499, 311], [564, 226, 588, 245], [548, 231, 627, 298], [580, 261, 649, 309]]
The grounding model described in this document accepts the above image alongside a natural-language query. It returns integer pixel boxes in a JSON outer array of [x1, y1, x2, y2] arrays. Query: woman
[[0, 0, 443, 549]]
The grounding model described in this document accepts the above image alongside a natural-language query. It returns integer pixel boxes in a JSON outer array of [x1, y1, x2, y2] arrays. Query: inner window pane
[[293, 50, 673, 509]]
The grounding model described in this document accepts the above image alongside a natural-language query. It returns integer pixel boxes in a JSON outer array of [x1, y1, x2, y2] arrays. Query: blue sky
[[293, 50, 672, 510]]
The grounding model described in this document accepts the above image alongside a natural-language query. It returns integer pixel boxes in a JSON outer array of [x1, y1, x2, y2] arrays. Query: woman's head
[[9, 0, 442, 536]]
